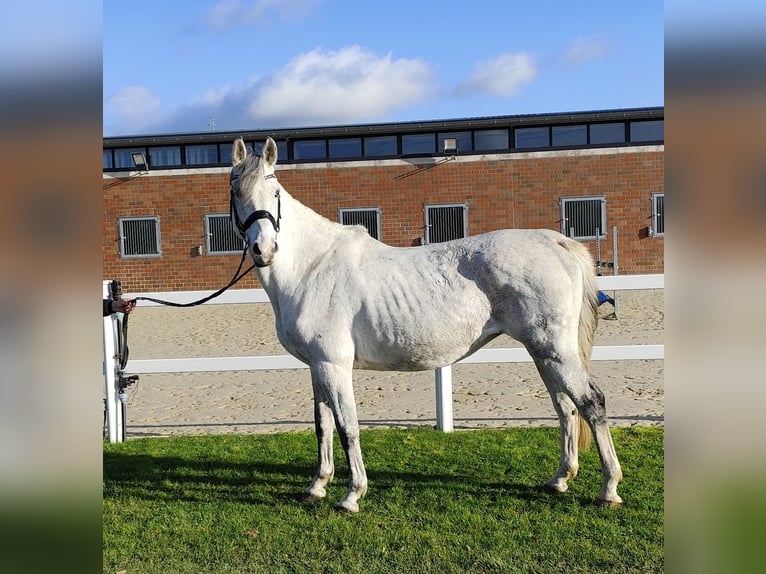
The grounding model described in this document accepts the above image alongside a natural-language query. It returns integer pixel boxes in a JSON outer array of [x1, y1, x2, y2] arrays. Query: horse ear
[[232, 138, 247, 166], [263, 137, 278, 167]]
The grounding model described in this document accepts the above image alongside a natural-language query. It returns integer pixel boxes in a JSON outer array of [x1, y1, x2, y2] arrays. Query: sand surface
[[119, 290, 663, 437]]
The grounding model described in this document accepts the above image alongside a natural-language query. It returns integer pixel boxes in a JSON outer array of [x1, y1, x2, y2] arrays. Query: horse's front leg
[[311, 361, 368, 513], [302, 385, 335, 503]]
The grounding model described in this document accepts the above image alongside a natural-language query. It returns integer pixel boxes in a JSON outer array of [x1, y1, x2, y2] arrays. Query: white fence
[[103, 274, 664, 441]]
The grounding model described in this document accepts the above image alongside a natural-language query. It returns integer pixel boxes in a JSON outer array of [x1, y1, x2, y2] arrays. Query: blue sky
[[103, 1, 664, 136]]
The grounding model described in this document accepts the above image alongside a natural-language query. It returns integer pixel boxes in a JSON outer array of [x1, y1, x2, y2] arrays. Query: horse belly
[[352, 310, 496, 371]]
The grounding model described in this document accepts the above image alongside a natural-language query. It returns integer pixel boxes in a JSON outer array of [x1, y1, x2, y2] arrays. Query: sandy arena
[[119, 290, 663, 437]]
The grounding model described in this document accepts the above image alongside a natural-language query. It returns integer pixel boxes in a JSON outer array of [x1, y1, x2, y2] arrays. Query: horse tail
[[561, 237, 598, 452]]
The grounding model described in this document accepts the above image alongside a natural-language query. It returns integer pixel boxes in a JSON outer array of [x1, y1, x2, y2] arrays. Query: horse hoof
[[335, 501, 360, 514], [594, 498, 622, 508], [542, 483, 567, 496], [300, 492, 324, 504]]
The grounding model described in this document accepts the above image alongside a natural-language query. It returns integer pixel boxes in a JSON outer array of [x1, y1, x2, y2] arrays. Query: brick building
[[103, 107, 664, 292]]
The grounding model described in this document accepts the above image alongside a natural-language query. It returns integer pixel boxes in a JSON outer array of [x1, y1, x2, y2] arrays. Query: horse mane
[[237, 154, 266, 204]]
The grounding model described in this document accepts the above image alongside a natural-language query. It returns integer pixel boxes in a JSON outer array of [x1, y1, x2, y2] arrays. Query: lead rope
[[130, 246, 255, 308]]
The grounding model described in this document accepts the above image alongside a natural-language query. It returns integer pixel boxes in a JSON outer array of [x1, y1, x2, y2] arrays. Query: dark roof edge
[[104, 106, 663, 147]]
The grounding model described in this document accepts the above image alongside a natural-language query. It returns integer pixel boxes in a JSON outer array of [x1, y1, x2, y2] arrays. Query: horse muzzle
[[251, 242, 277, 267]]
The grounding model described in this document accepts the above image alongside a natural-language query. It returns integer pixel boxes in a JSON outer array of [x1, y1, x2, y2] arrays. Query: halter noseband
[[230, 172, 281, 239]]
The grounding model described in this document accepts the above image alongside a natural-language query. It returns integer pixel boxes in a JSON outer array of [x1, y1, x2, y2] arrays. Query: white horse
[[229, 137, 622, 513]]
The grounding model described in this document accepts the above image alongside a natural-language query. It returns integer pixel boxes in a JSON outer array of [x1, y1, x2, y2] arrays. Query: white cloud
[[562, 35, 610, 66], [248, 46, 435, 125], [206, 0, 323, 30], [106, 86, 163, 133], [105, 47, 436, 135], [457, 52, 537, 97]]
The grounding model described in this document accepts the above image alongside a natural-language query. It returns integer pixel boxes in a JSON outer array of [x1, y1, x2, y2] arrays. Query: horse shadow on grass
[[103, 447, 590, 509]]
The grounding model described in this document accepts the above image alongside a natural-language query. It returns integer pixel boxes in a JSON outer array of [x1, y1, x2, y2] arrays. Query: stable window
[[630, 120, 664, 143], [474, 129, 509, 151], [119, 217, 161, 258], [329, 138, 362, 159], [402, 133, 436, 155], [515, 127, 550, 149], [103, 149, 113, 169], [113, 148, 146, 169], [148, 146, 181, 167], [364, 135, 397, 157], [652, 193, 664, 237], [560, 197, 606, 240], [293, 140, 327, 160], [205, 214, 244, 254], [339, 208, 381, 240], [424, 204, 468, 244], [186, 144, 219, 165], [438, 131, 472, 154], [590, 122, 626, 145], [552, 125, 587, 147]]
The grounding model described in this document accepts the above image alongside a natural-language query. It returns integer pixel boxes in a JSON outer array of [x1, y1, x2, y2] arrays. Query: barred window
[[339, 208, 381, 240], [652, 193, 664, 237], [560, 197, 606, 240], [425, 204, 467, 244], [119, 217, 160, 258], [206, 214, 244, 254]]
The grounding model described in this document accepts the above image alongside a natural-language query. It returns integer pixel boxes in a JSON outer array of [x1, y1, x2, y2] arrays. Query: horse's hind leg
[[302, 381, 335, 503], [577, 377, 623, 506], [540, 388, 581, 495], [532, 353, 623, 506], [310, 361, 368, 513]]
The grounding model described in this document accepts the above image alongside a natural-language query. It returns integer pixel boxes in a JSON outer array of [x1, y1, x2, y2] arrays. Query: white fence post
[[435, 365, 454, 432], [102, 281, 123, 443]]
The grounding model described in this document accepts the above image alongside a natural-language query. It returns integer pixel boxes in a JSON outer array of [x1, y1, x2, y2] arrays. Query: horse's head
[[230, 137, 281, 267]]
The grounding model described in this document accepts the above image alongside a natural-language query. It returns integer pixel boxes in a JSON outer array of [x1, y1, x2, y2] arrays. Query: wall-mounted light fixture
[[131, 152, 149, 172], [443, 137, 459, 157]]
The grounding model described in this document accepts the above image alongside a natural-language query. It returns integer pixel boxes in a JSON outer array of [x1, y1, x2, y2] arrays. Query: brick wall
[[103, 147, 664, 292]]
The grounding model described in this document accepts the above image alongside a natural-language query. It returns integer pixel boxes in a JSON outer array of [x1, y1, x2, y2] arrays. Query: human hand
[[112, 298, 135, 314]]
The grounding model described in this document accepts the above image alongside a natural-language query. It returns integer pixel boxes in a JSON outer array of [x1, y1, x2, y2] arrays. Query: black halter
[[229, 172, 281, 238]]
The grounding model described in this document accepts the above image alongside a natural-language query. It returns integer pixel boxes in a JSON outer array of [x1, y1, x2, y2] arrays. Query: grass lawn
[[104, 426, 663, 573]]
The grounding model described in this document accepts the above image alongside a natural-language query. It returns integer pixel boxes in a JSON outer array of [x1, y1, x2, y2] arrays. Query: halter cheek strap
[[230, 173, 281, 236]]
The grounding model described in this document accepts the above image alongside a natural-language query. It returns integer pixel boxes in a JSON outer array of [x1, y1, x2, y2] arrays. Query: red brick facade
[[103, 146, 664, 292]]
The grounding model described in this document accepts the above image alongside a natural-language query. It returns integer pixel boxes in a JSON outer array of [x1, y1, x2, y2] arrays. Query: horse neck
[[257, 188, 343, 290]]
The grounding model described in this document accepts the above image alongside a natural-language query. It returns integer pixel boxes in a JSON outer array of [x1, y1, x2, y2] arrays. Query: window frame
[[204, 213, 245, 255], [185, 144, 220, 166], [118, 216, 161, 258], [424, 203, 468, 244], [560, 196, 607, 241], [515, 126, 550, 149], [363, 135, 398, 157], [402, 133, 436, 155], [329, 137, 363, 159], [148, 145, 181, 168], [652, 192, 665, 237]]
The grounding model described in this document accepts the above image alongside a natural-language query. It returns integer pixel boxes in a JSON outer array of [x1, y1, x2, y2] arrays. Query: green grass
[[104, 427, 663, 574]]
